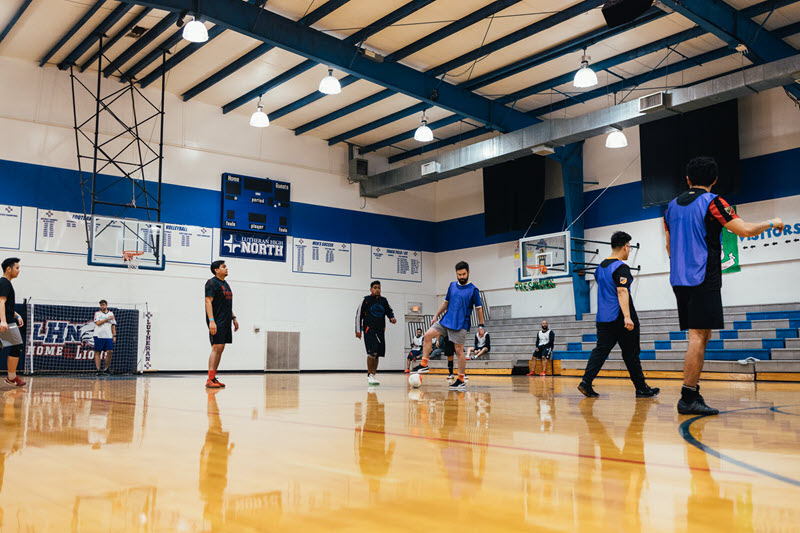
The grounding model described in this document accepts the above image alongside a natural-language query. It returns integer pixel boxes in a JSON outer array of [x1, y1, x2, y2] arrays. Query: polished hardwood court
[[1, 373, 799, 532]]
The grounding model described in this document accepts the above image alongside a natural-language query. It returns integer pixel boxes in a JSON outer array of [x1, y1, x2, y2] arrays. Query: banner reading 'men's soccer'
[[26, 304, 139, 373]]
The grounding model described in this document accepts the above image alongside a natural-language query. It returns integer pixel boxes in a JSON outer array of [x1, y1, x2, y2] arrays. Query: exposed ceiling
[[1, 0, 799, 165]]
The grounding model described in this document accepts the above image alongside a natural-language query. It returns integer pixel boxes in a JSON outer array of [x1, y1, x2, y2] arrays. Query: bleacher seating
[[425, 303, 800, 380]]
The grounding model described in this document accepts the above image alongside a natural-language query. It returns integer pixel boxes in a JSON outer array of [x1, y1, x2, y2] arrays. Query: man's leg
[[617, 325, 648, 391], [684, 328, 711, 387], [6, 349, 24, 386], [454, 343, 466, 382], [104, 350, 113, 371], [94, 342, 102, 371], [579, 324, 617, 395], [412, 327, 441, 373], [208, 344, 225, 382], [447, 355, 454, 377], [529, 347, 542, 375]]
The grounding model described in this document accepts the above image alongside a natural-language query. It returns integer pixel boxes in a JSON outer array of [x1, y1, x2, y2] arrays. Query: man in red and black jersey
[[664, 157, 783, 415], [204, 260, 239, 389]]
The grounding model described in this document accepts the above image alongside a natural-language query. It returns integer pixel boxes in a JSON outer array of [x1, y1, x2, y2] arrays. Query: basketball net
[[526, 264, 547, 283], [123, 251, 144, 271]]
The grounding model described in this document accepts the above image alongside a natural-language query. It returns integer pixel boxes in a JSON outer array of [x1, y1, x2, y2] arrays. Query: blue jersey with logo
[[595, 259, 636, 323], [665, 192, 717, 287], [440, 282, 482, 332]]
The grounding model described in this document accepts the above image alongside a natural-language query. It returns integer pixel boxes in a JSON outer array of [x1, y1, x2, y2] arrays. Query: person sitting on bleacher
[[528, 320, 555, 376], [467, 330, 491, 360], [429, 334, 445, 360], [405, 328, 424, 373]]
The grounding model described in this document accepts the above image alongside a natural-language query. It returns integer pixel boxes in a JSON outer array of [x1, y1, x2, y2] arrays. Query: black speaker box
[[601, 0, 654, 28]]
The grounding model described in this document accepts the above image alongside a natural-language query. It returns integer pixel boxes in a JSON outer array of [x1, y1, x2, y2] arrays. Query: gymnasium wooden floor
[[1, 374, 799, 532]]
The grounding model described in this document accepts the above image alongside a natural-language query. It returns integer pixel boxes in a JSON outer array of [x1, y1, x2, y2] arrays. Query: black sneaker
[[677, 397, 719, 415], [578, 382, 599, 398], [449, 378, 466, 391], [636, 386, 660, 398], [677, 385, 718, 415], [411, 364, 429, 374]]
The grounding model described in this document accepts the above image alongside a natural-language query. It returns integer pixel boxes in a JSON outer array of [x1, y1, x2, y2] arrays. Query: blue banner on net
[[24, 304, 139, 373]]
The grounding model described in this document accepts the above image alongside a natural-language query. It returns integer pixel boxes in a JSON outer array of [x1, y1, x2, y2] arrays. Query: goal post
[[23, 299, 153, 375]]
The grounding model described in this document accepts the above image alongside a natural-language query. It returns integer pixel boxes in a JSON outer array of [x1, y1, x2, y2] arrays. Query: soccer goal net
[[22, 299, 153, 375]]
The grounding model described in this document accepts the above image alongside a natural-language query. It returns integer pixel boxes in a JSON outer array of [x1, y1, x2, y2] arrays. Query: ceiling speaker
[[601, 0, 654, 28]]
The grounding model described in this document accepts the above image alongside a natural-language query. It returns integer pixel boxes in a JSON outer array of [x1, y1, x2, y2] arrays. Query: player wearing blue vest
[[578, 232, 660, 399], [412, 261, 484, 391], [665, 157, 784, 415]]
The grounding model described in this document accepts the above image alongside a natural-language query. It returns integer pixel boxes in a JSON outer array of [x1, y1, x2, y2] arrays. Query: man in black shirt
[[205, 260, 239, 389], [0, 258, 25, 387], [355, 280, 396, 386]]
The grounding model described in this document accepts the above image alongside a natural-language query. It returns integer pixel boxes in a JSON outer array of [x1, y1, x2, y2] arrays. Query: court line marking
[[74, 395, 755, 478], [769, 406, 800, 416], [679, 404, 800, 488]]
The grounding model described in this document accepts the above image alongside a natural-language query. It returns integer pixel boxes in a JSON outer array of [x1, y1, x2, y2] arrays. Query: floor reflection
[[199, 390, 233, 531], [354, 392, 396, 499]]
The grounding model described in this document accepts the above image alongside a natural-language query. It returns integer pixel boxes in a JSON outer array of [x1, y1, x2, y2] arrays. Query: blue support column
[[555, 142, 590, 321]]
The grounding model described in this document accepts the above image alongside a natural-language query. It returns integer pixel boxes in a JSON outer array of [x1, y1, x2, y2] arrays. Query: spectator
[[429, 335, 445, 360], [528, 320, 555, 376], [406, 328, 424, 372], [467, 330, 491, 360]]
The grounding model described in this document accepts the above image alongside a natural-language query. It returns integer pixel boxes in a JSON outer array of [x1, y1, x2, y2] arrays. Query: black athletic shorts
[[209, 323, 233, 345], [673, 286, 724, 330], [364, 330, 386, 357]]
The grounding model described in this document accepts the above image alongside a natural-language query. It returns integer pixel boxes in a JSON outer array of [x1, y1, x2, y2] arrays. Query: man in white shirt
[[406, 328, 424, 373], [93, 299, 116, 374], [467, 330, 491, 360], [528, 320, 555, 376]]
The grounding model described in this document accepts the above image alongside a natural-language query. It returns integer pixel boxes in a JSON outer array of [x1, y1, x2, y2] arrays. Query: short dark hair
[[99, 299, 107, 305], [686, 156, 718, 187], [370, 280, 381, 288], [455, 261, 469, 272], [210, 260, 225, 274], [2, 257, 19, 273], [610, 231, 631, 250]]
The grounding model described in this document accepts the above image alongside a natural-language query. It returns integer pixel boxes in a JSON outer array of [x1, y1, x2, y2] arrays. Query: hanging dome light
[[605, 129, 628, 148], [414, 111, 433, 142], [318, 68, 341, 95], [249, 98, 269, 128], [573, 54, 598, 88], [182, 16, 208, 43]]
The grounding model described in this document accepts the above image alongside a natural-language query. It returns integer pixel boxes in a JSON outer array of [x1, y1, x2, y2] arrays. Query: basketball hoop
[[526, 264, 548, 282], [122, 251, 144, 271]]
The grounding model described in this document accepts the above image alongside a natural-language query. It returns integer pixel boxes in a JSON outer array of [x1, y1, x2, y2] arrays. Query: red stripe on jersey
[[709, 196, 738, 226]]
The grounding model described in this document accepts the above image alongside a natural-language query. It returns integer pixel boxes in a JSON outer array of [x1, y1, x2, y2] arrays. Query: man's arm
[[355, 300, 365, 338], [724, 217, 784, 238], [617, 287, 634, 331], [205, 296, 216, 335], [0, 296, 6, 332], [665, 227, 670, 257], [384, 297, 397, 325], [545, 330, 554, 349], [476, 306, 485, 334], [433, 299, 448, 322]]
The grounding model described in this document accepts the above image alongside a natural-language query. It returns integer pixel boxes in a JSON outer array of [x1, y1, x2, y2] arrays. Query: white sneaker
[[367, 374, 380, 386], [447, 374, 455, 382]]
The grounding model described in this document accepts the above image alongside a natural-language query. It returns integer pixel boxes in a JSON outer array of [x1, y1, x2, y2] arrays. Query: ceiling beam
[[79, 7, 152, 72], [660, 0, 800, 98], [0, 0, 34, 47], [102, 12, 179, 77], [119, 0, 536, 133], [364, 53, 800, 196], [327, 103, 431, 146], [119, 26, 183, 80], [180, 0, 352, 101], [138, 24, 225, 87], [221, 0, 438, 114], [269, 0, 525, 127], [39, 0, 105, 67], [58, 3, 132, 70]]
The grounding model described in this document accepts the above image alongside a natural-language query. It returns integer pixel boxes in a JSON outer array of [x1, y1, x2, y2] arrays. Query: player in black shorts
[[665, 157, 783, 415], [355, 281, 396, 386], [0, 257, 25, 387], [204, 260, 239, 389]]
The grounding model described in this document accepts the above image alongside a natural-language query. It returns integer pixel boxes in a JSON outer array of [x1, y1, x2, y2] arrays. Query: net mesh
[[23, 300, 149, 375], [123, 250, 144, 271]]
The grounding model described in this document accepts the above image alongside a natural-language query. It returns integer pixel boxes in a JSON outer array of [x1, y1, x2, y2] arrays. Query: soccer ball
[[408, 373, 422, 388]]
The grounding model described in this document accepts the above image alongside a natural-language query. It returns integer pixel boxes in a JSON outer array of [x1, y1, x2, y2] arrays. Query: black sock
[[448, 360, 454, 374], [681, 385, 697, 400]]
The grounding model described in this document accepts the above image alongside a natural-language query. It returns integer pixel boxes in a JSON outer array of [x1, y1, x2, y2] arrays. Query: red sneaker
[[213, 378, 225, 388], [404, 369, 410, 373], [539, 372, 546, 376], [205, 378, 222, 389], [526, 372, 535, 376], [5, 376, 25, 387]]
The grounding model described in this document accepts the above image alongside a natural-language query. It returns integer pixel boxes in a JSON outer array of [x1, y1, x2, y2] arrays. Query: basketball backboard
[[519, 231, 570, 280], [89, 215, 165, 270]]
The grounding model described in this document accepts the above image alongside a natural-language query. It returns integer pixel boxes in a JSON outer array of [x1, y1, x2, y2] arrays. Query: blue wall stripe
[[0, 145, 797, 253]]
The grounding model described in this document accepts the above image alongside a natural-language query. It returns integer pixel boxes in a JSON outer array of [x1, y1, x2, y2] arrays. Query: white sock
[[8, 372, 16, 380]]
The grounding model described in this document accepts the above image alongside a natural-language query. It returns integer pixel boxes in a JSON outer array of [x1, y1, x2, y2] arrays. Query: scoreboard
[[221, 173, 290, 235]]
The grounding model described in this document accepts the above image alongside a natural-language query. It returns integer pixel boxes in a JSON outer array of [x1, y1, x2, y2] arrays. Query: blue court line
[[770, 406, 800, 417], [679, 404, 800, 488]]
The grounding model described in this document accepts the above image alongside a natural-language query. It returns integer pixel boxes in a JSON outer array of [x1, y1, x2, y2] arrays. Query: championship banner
[[26, 304, 139, 373], [721, 205, 741, 274], [220, 229, 286, 262]]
